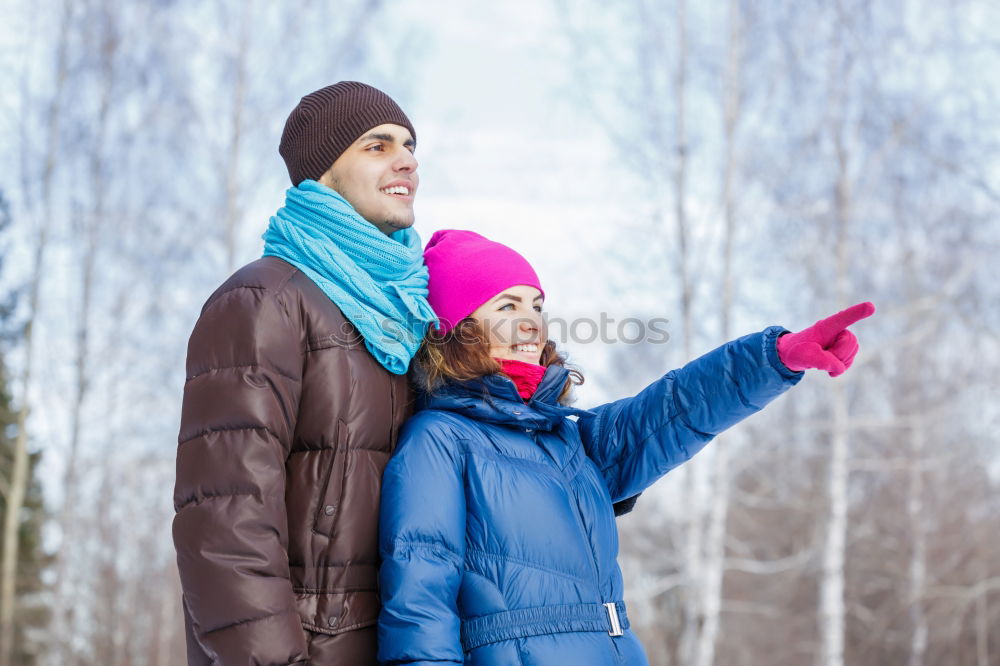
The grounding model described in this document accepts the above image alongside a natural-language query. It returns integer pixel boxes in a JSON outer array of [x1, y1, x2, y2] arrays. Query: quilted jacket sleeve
[[578, 326, 804, 503], [172, 284, 308, 665], [378, 415, 466, 666]]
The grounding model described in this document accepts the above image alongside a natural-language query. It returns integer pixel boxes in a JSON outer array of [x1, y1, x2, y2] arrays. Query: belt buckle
[[603, 602, 624, 637]]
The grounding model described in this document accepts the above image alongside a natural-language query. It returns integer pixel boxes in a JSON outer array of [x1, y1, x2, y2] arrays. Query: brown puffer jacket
[[173, 256, 411, 665]]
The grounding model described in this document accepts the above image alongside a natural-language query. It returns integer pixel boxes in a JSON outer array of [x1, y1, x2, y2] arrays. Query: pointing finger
[[815, 302, 875, 342]]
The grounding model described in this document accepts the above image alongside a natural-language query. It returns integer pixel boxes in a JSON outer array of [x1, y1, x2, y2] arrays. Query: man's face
[[318, 123, 418, 235]]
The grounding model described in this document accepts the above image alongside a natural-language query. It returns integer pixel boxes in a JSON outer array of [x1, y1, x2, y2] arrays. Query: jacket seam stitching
[[175, 489, 259, 511], [289, 560, 379, 568], [271, 270, 308, 358], [463, 447, 563, 481], [200, 607, 298, 637], [178, 425, 281, 447], [198, 284, 269, 321], [589, 412, 609, 474], [271, 262, 299, 294], [306, 337, 364, 352], [764, 325, 803, 379], [185, 362, 301, 384], [207, 284, 267, 304], [466, 547, 589, 583], [287, 445, 390, 456], [388, 540, 463, 566], [515, 639, 527, 666], [301, 616, 377, 635], [292, 585, 377, 593], [598, 379, 692, 480], [643, 380, 701, 458], [559, 444, 584, 479]]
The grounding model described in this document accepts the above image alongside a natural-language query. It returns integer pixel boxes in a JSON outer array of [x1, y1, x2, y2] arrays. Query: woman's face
[[469, 285, 545, 364]]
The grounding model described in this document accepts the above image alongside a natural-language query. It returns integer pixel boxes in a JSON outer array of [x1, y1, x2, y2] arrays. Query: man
[[173, 81, 437, 665]]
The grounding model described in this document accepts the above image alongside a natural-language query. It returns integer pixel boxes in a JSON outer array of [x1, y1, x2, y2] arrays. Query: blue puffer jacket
[[378, 327, 802, 665]]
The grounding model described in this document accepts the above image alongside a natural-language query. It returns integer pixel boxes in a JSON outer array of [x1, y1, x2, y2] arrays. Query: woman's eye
[[533, 306, 543, 312], [498, 303, 514, 311]]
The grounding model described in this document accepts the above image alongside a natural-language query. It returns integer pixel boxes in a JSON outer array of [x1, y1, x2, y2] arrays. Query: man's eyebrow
[[360, 132, 416, 147], [361, 132, 395, 142]]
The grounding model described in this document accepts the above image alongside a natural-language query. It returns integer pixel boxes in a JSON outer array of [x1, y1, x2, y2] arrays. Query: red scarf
[[497, 358, 547, 401]]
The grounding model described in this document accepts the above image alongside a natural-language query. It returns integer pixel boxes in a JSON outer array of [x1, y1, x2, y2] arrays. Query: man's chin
[[384, 214, 415, 230], [371, 216, 415, 235]]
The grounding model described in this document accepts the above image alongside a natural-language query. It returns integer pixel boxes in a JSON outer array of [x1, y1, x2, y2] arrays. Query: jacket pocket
[[313, 418, 349, 536], [296, 589, 379, 636]]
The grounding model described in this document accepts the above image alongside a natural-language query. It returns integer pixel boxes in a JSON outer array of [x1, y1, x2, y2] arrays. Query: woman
[[378, 229, 873, 665]]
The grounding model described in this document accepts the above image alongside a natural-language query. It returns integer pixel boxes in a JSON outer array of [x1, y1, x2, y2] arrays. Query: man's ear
[[317, 166, 336, 190]]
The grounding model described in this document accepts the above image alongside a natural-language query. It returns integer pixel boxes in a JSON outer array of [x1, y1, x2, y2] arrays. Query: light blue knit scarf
[[262, 179, 436, 375]]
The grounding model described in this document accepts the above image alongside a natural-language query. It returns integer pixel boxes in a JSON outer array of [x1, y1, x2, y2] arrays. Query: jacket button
[[324, 505, 336, 516], [513, 410, 521, 415], [525, 428, 532, 433]]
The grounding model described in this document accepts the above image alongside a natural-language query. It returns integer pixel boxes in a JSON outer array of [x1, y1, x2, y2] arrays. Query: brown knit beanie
[[279, 81, 416, 186]]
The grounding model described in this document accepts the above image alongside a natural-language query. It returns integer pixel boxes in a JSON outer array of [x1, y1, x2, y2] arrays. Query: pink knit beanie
[[423, 230, 544, 333]]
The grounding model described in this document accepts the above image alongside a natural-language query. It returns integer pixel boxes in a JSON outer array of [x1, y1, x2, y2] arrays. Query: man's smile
[[380, 180, 415, 198]]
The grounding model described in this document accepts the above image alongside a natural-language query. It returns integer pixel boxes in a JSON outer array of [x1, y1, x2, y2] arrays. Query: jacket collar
[[418, 365, 594, 431]]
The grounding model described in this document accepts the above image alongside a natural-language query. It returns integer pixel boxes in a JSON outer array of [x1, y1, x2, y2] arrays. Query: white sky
[[3, 0, 998, 504], [245, 0, 660, 403]]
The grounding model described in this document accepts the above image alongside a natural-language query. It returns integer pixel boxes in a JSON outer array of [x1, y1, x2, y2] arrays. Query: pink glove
[[777, 302, 875, 377]]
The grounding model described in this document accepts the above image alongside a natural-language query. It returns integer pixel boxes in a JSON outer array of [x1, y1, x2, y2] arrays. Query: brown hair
[[412, 318, 584, 405]]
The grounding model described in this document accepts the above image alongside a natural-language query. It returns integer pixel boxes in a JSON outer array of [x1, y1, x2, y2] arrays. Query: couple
[[172, 82, 873, 666]]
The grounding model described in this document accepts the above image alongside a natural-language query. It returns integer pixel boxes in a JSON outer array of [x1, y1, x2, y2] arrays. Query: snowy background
[[0, 0, 998, 664]]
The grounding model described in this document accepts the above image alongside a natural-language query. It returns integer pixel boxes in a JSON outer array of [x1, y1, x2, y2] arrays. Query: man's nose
[[394, 148, 418, 172]]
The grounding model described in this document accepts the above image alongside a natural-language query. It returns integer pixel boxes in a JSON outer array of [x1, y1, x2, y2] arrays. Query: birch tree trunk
[[906, 421, 928, 666], [819, 9, 853, 660], [0, 331, 34, 666], [93, 459, 121, 666], [693, 2, 744, 664], [152, 570, 179, 666], [975, 559, 990, 666], [0, 2, 74, 664], [52, 2, 116, 660], [898, 169, 930, 666], [222, 0, 251, 274], [821, 393, 848, 666], [0, 246, 37, 666], [671, 1, 709, 661]]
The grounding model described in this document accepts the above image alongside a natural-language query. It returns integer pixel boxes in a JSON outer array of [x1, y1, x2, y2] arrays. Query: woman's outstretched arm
[[577, 326, 800, 502], [577, 303, 874, 503]]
